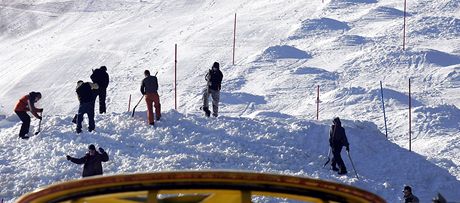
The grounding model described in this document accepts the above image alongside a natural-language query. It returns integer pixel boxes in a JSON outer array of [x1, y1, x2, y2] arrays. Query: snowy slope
[[1, 111, 460, 202], [0, 0, 459, 202]]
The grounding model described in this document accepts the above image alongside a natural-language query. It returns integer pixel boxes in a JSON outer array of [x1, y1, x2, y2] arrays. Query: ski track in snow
[[0, 0, 459, 202]]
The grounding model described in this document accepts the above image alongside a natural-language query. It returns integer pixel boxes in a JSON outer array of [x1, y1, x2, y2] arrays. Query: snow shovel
[[131, 95, 144, 117], [131, 72, 157, 117], [34, 113, 42, 135], [346, 150, 359, 179]]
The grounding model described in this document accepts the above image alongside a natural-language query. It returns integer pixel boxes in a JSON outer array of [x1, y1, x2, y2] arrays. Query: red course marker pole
[[409, 78, 411, 151], [316, 85, 320, 120], [128, 94, 131, 112], [232, 13, 237, 65], [403, 0, 407, 50], [175, 44, 177, 110]]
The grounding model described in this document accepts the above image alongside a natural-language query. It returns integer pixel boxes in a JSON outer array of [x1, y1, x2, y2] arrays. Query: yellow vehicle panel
[[16, 170, 385, 203]]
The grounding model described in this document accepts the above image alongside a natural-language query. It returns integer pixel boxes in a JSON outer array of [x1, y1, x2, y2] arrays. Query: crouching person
[[66, 144, 109, 178]]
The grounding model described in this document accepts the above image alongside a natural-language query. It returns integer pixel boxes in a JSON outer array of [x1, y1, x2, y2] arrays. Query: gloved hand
[[346, 146, 350, 151], [99, 147, 105, 153], [37, 115, 42, 120], [66, 155, 71, 160]]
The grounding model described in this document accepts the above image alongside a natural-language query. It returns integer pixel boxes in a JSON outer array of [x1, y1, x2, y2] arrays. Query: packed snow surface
[[0, 0, 459, 202]]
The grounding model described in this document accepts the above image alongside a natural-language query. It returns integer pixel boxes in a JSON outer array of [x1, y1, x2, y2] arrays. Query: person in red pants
[[140, 70, 161, 125]]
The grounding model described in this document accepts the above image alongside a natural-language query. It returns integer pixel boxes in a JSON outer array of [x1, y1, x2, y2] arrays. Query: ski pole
[[323, 147, 331, 168], [34, 112, 42, 135], [131, 95, 145, 117], [346, 150, 359, 179]]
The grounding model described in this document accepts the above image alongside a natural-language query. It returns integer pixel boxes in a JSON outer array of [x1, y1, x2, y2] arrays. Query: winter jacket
[[404, 194, 420, 203], [69, 151, 109, 177], [90, 68, 109, 89], [205, 69, 223, 91], [14, 92, 43, 117], [140, 75, 158, 94], [329, 124, 349, 149], [76, 82, 98, 103]]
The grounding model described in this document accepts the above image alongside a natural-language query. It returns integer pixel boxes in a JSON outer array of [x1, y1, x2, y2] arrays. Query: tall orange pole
[[316, 85, 319, 120], [233, 13, 237, 65], [128, 94, 131, 112], [409, 78, 411, 151], [403, 0, 407, 50], [175, 44, 177, 110]]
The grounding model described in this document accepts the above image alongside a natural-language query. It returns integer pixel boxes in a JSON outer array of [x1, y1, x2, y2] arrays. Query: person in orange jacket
[[14, 92, 43, 139]]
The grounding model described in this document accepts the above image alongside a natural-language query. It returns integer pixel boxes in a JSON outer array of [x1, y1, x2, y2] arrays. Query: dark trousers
[[15, 111, 30, 138], [331, 146, 347, 171], [95, 88, 106, 114], [77, 102, 95, 131], [203, 88, 220, 116]]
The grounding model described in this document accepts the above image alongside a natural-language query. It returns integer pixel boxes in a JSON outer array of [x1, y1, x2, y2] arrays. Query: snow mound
[[257, 45, 311, 61], [326, 86, 423, 107], [368, 88, 424, 107], [288, 18, 350, 39], [439, 68, 460, 86], [362, 6, 406, 20], [413, 104, 460, 135], [220, 92, 267, 105], [421, 49, 460, 67], [328, 0, 377, 8], [291, 67, 339, 81], [332, 35, 369, 46], [1, 111, 460, 202], [410, 16, 460, 39]]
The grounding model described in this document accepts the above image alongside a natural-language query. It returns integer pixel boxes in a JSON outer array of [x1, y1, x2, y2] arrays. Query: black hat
[[88, 144, 96, 150], [212, 62, 220, 69], [100, 66, 107, 71], [333, 117, 341, 125], [403, 186, 412, 192]]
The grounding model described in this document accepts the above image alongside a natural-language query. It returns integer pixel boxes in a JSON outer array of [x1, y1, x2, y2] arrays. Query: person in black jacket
[[202, 62, 223, 117], [140, 70, 161, 125], [75, 80, 99, 133], [90, 66, 109, 114], [329, 117, 349, 175], [66, 144, 109, 177], [403, 186, 420, 203]]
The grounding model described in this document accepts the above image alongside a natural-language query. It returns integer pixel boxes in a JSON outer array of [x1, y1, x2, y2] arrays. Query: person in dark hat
[[90, 66, 109, 114], [329, 117, 349, 175], [140, 70, 161, 125], [403, 186, 420, 203], [202, 62, 223, 117], [66, 144, 109, 177], [75, 80, 99, 133]]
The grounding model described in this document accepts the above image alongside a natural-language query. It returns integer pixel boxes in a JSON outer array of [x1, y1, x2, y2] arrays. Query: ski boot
[[202, 107, 211, 117]]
